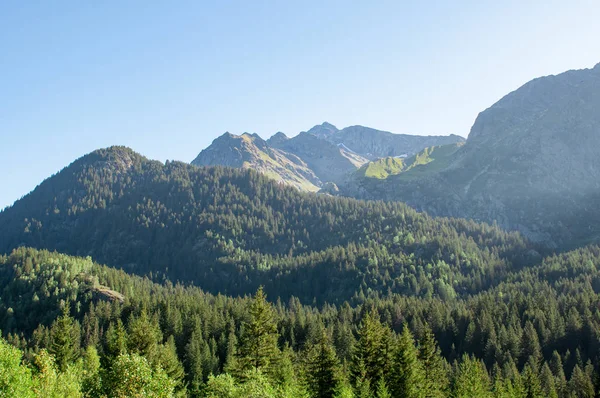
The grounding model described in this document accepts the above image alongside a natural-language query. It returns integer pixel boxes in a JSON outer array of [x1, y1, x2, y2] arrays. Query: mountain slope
[[270, 132, 369, 184], [353, 142, 465, 180], [308, 122, 465, 159], [191, 132, 321, 191], [345, 63, 600, 247], [193, 124, 463, 191], [0, 146, 534, 303]]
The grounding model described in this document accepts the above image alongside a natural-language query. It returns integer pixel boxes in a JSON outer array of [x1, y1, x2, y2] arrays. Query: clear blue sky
[[1, 1, 599, 209]]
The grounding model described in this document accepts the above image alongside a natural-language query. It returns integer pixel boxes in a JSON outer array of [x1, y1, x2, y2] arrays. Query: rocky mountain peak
[[307, 122, 339, 138], [267, 131, 289, 146]]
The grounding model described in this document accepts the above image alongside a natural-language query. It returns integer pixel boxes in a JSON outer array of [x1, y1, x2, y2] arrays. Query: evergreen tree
[[522, 361, 543, 398], [104, 319, 128, 362], [224, 320, 238, 374], [352, 309, 389, 387], [127, 309, 163, 359], [549, 351, 567, 397], [418, 324, 449, 397], [81, 346, 102, 398], [389, 325, 424, 398], [236, 287, 281, 378], [375, 378, 391, 398], [521, 322, 542, 368], [306, 332, 341, 398], [539, 362, 558, 398], [568, 365, 595, 398], [452, 354, 491, 398], [155, 336, 186, 393], [48, 302, 81, 372], [185, 319, 205, 396]]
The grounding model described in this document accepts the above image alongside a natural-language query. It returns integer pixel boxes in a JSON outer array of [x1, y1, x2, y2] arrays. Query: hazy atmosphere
[[4, 2, 600, 397], [2, 0, 600, 209]]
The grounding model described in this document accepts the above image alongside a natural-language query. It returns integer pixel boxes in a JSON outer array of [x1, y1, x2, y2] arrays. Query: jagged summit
[[191, 123, 463, 192], [266, 131, 289, 146], [314, 124, 465, 160], [191, 131, 320, 191], [307, 122, 339, 138]]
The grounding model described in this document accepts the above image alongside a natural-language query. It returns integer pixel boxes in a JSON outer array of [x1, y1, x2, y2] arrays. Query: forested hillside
[[2, 247, 600, 397], [0, 146, 536, 304], [3, 146, 600, 397]]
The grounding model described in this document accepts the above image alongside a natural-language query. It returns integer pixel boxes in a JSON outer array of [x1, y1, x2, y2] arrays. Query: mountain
[[191, 132, 321, 191], [0, 145, 535, 303], [308, 122, 465, 159], [353, 142, 465, 180], [192, 124, 463, 190], [344, 63, 600, 248], [269, 131, 369, 184]]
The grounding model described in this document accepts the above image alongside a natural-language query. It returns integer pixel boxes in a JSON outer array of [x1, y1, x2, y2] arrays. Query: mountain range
[[192, 123, 464, 190], [342, 62, 600, 248], [2, 63, 600, 259], [2, 62, 600, 397], [193, 63, 600, 248]]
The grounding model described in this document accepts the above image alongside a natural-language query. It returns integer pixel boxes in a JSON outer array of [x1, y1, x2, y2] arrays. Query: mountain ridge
[[192, 123, 464, 190], [341, 62, 600, 248]]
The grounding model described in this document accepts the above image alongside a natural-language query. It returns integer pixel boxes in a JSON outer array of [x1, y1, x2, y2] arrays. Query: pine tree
[[375, 378, 391, 398], [104, 319, 128, 363], [185, 319, 204, 396], [451, 354, 491, 398], [549, 351, 567, 397], [223, 320, 238, 374], [389, 325, 424, 398], [352, 308, 389, 387], [418, 324, 449, 398], [306, 332, 340, 398], [236, 287, 281, 379], [568, 365, 595, 398], [127, 309, 163, 359], [154, 336, 185, 392], [520, 322, 542, 368], [48, 302, 81, 371], [522, 360, 543, 398], [539, 362, 558, 398]]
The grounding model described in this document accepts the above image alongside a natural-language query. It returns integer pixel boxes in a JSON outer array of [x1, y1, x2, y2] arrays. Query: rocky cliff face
[[345, 63, 600, 247], [192, 133, 321, 191]]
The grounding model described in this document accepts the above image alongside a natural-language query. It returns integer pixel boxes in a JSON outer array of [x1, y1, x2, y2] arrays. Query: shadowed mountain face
[[343, 63, 600, 248], [191, 124, 463, 190]]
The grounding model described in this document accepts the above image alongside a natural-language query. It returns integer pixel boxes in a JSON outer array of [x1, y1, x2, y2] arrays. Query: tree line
[[1, 247, 600, 397]]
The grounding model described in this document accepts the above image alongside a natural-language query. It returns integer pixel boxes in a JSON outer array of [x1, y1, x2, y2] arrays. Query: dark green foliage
[[1, 242, 600, 396], [235, 287, 281, 378], [389, 325, 424, 398], [305, 333, 341, 398], [3, 147, 600, 397], [352, 309, 391, 387], [451, 354, 491, 398], [48, 302, 80, 371], [0, 146, 534, 305], [418, 324, 449, 397]]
